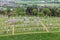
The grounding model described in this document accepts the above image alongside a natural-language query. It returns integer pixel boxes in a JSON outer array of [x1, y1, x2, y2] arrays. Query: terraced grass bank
[[0, 32, 60, 40]]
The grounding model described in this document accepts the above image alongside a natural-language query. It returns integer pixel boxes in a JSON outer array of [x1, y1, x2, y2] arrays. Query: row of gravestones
[[0, 27, 60, 34], [15, 27, 46, 32], [5, 17, 60, 27], [14, 22, 42, 27], [9, 17, 41, 27], [21, 22, 41, 27], [6, 16, 59, 27], [15, 27, 60, 32], [45, 23, 60, 27]]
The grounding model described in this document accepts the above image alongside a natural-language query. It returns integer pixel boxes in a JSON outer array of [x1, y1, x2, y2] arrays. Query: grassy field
[[0, 32, 60, 40]]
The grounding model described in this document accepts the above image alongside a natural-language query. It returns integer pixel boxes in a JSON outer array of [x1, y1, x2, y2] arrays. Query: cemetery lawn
[[0, 32, 60, 40], [0, 16, 60, 34], [0, 16, 60, 40]]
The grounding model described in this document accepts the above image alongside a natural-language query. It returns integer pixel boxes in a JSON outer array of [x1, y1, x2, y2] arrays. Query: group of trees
[[0, 6, 60, 17], [26, 6, 60, 17], [38, 7, 60, 17]]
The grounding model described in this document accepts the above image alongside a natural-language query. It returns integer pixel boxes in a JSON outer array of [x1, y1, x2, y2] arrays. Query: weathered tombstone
[[6, 29, 9, 34], [28, 28, 32, 31], [38, 28, 41, 30], [50, 23, 53, 26], [6, 17, 17, 35]]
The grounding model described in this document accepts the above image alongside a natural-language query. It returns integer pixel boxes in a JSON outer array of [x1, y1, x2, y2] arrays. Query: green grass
[[0, 32, 60, 40]]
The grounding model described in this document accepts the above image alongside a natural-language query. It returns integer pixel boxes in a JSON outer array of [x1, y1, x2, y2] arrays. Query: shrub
[[37, 12, 44, 17], [18, 12, 26, 16]]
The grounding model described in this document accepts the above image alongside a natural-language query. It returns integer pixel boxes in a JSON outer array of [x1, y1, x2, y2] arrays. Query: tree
[[55, 8, 60, 16], [26, 7, 33, 15], [32, 8, 38, 16], [49, 7, 57, 16], [42, 8, 51, 16]]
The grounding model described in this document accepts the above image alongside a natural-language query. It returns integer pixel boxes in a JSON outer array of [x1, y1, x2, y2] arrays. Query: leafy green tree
[[50, 7, 57, 16], [32, 8, 38, 16], [14, 7, 25, 16], [55, 8, 60, 16], [42, 8, 51, 16]]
